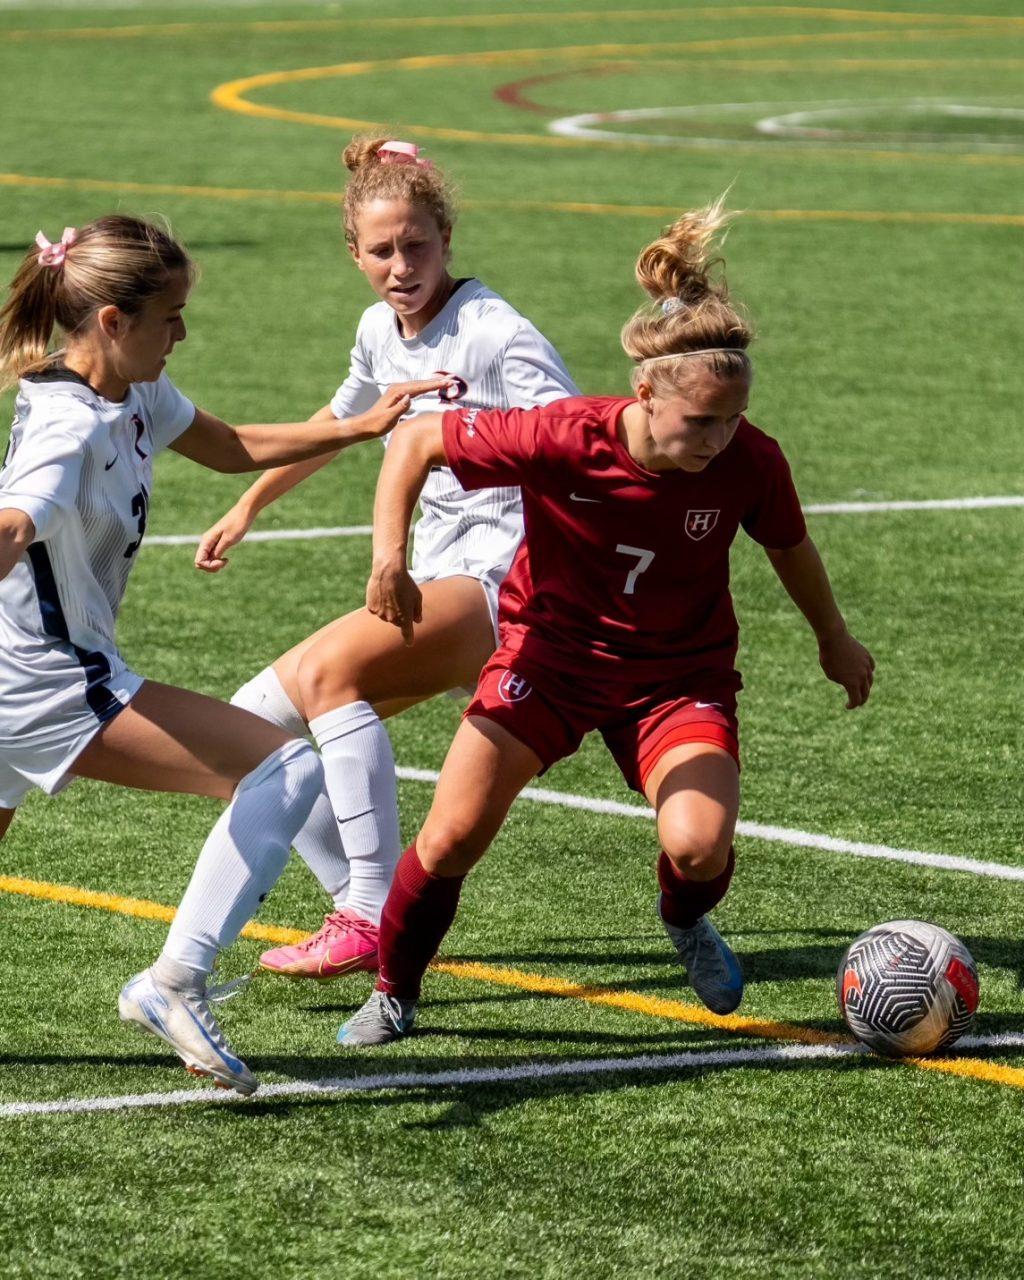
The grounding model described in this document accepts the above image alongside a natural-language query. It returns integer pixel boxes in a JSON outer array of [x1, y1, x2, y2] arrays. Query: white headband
[[639, 348, 748, 365]]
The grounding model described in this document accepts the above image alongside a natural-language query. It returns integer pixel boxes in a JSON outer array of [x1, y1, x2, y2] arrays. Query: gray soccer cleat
[[337, 990, 417, 1047], [658, 898, 745, 1015], [119, 968, 258, 1096]]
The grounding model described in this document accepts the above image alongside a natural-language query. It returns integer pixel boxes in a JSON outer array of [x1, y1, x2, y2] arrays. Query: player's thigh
[[299, 575, 496, 718], [417, 715, 542, 875], [72, 681, 297, 801], [644, 742, 740, 877], [269, 613, 356, 717], [0, 807, 14, 842]]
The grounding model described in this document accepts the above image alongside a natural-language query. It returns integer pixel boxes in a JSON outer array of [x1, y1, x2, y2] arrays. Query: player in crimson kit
[[321, 199, 876, 1045]]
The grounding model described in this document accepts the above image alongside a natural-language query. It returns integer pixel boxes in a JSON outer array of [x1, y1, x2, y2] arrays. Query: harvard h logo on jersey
[[497, 670, 532, 703], [685, 509, 720, 542]]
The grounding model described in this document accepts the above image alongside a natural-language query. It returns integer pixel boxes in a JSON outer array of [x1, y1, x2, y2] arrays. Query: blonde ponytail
[[0, 215, 194, 391], [0, 258, 61, 388], [621, 196, 751, 393]]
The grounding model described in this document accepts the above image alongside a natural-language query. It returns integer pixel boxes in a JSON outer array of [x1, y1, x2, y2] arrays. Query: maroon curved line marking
[[494, 64, 629, 117]]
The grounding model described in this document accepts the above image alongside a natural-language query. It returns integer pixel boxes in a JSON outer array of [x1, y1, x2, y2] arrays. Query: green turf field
[[1, 1, 1023, 1276]]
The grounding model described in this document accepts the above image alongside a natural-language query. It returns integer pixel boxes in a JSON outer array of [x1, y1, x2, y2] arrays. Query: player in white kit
[[0, 214, 447, 1094], [196, 137, 579, 978]]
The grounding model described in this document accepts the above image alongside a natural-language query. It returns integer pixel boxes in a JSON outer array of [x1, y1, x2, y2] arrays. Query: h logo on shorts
[[685, 509, 720, 541], [497, 670, 532, 703]]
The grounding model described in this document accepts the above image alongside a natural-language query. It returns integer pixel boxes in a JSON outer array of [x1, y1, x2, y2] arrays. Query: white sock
[[159, 740, 324, 977], [231, 666, 308, 737], [309, 702, 401, 925], [231, 667, 350, 907]]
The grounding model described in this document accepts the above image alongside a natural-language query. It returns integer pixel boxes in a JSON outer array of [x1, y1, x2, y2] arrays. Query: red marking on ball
[[945, 957, 980, 1012]]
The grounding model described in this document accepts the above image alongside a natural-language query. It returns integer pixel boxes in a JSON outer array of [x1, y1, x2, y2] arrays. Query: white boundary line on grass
[[395, 766, 1024, 883], [4, 1033, 1024, 1119], [144, 496, 1024, 546]]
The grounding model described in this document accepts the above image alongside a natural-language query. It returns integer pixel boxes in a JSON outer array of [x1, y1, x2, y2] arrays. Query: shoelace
[[293, 910, 376, 954], [350, 991, 405, 1032], [690, 928, 732, 979], [185, 991, 237, 1050], [378, 993, 407, 1031]]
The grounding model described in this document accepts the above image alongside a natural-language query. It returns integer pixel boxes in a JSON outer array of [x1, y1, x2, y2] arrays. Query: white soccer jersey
[[0, 369, 195, 801], [330, 279, 579, 601]]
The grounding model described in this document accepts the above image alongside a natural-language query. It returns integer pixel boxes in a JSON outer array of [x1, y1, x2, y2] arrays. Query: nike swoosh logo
[[569, 492, 601, 503], [104, 455, 117, 470], [336, 808, 375, 824], [695, 701, 722, 710]]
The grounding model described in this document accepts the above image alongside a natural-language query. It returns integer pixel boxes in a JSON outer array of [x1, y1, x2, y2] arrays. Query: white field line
[[146, 524, 371, 546], [4, 1033, 1024, 1120], [143, 495, 1024, 547], [395, 766, 1024, 883], [803, 496, 1024, 513]]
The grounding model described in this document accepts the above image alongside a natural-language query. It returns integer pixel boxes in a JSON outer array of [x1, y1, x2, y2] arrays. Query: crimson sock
[[658, 845, 736, 929], [375, 843, 465, 1000]]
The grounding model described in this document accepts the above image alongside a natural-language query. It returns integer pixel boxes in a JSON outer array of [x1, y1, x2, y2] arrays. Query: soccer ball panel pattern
[[836, 920, 979, 1057]]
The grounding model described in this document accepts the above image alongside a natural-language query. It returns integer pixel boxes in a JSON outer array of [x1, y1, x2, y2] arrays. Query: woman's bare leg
[[73, 680, 295, 799], [298, 575, 496, 717], [0, 808, 15, 842], [643, 742, 743, 1013]]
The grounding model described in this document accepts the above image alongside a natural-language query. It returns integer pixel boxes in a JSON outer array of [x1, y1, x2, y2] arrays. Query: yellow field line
[[4, 7, 1023, 43], [0, 171, 339, 206], [208, 36, 1024, 167], [2, 870, 1022, 1092], [4, 171, 1023, 229]]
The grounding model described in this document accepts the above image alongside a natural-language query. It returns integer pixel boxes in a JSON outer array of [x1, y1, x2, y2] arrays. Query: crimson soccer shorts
[[464, 649, 740, 795]]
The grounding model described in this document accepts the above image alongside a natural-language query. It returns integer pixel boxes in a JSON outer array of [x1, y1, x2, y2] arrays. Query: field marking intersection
[[2, 763, 1024, 1119]]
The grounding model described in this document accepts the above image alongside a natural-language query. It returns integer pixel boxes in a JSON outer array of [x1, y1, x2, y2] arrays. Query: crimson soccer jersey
[[442, 396, 806, 682]]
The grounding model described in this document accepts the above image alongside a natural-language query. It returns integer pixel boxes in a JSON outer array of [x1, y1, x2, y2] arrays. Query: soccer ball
[[836, 920, 979, 1057]]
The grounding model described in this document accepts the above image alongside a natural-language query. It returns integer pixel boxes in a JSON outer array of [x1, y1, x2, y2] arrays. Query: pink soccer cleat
[[260, 909, 379, 980]]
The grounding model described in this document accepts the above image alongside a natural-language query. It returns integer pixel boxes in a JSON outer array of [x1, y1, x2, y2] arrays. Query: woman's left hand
[[819, 627, 875, 709], [355, 378, 456, 440]]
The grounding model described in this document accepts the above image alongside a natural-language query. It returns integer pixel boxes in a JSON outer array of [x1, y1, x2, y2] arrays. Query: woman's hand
[[366, 558, 423, 646], [194, 504, 254, 573], [353, 378, 455, 441], [819, 626, 876, 709]]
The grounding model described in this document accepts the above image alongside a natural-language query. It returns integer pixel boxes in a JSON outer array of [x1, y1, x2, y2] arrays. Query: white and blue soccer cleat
[[658, 899, 745, 1015], [337, 990, 417, 1047], [119, 968, 258, 1096]]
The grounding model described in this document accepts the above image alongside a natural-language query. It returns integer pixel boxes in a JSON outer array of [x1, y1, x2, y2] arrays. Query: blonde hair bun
[[342, 135, 396, 173]]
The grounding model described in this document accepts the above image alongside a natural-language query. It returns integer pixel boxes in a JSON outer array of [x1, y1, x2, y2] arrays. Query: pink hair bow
[[376, 140, 432, 169], [35, 227, 78, 268]]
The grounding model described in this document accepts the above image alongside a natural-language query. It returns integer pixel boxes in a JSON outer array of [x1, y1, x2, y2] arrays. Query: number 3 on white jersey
[[616, 544, 655, 595]]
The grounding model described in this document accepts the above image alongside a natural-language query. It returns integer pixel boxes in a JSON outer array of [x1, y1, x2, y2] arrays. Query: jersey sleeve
[[147, 374, 197, 453], [442, 404, 545, 490], [330, 325, 381, 420], [500, 322, 580, 409], [0, 422, 86, 542], [741, 441, 807, 549]]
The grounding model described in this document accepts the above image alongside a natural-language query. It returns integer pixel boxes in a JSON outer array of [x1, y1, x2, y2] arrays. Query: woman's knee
[[297, 641, 364, 717], [659, 822, 732, 881], [416, 814, 489, 876]]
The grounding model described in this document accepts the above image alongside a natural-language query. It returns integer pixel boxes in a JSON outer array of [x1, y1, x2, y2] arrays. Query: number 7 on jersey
[[616, 544, 655, 595]]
